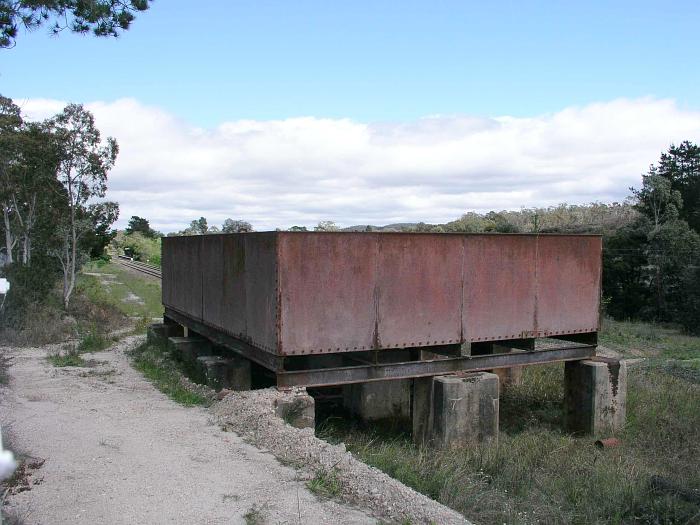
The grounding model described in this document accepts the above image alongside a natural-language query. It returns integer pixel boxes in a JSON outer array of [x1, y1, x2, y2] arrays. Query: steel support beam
[[276, 344, 596, 388], [164, 307, 283, 371]]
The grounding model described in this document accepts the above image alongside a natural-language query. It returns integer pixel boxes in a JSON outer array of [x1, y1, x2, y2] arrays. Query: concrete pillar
[[167, 337, 211, 368], [414, 372, 499, 448], [147, 323, 183, 345], [196, 355, 251, 391], [564, 358, 627, 436], [344, 379, 412, 421], [491, 344, 523, 388], [275, 389, 315, 429], [412, 376, 435, 446]]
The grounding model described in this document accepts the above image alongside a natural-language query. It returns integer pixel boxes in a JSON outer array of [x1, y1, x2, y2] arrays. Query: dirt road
[[0, 337, 375, 524]]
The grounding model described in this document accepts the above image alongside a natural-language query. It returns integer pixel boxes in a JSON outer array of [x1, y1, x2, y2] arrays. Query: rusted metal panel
[[220, 234, 247, 338], [376, 234, 463, 349], [535, 235, 601, 336], [162, 236, 203, 321], [278, 233, 377, 356], [200, 235, 225, 330], [244, 233, 279, 354], [463, 235, 537, 342]]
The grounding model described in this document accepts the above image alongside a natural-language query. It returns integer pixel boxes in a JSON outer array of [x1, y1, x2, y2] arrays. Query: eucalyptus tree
[[0, 95, 22, 264], [51, 104, 118, 307]]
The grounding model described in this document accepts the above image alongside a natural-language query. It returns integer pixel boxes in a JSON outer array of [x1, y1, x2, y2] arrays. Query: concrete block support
[[344, 380, 412, 421], [147, 323, 183, 345], [195, 355, 251, 391], [564, 358, 627, 436], [492, 345, 523, 388], [275, 389, 315, 429], [167, 337, 212, 368], [413, 372, 499, 448]]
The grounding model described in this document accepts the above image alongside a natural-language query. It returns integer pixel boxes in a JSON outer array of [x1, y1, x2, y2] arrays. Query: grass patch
[[0, 348, 11, 384], [128, 341, 208, 406], [307, 467, 342, 499], [47, 346, 86, 367], [79, 261, 163, 324], [320, 324, 700, 524], [243, 504, 265, 525], [600, 317, 700, 361]]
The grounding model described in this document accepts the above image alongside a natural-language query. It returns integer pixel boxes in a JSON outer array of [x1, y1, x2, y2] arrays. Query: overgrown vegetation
[[319, 321, 700, 524], [1, 95, 121, 339], [128, 341, 209, 406]]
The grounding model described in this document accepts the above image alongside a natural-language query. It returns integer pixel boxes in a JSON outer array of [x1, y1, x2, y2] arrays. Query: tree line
[[0, 95, 119, 326]]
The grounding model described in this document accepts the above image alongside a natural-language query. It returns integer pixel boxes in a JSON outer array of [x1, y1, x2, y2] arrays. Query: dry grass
[[320, 321, 700, 524]]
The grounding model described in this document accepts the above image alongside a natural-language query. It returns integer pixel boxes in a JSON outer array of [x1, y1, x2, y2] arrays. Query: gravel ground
[[214, 390, 470, 525], [0, 336, 376, 524]]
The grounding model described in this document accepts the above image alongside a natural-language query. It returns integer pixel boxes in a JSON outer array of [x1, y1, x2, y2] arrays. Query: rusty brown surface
[[375, 234, 463, 349], [278, 233, 378, 355], [162, 232, 602, 357], [535, 235, 602, 337], [463, 235, 537, 342]]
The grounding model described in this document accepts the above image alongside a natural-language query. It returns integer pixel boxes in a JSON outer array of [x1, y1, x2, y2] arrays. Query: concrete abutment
[[413, 372, 500, 449], [564, 358, 627, 436]]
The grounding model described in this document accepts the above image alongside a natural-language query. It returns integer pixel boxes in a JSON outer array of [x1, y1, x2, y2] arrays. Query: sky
[[2, 1, 700, 232]]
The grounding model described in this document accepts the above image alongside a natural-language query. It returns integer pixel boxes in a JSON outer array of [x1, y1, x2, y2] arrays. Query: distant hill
[[342, 223, 422, 232]]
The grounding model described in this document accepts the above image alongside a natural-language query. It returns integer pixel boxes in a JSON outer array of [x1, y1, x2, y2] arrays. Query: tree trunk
[[2, 203, 13, 265]]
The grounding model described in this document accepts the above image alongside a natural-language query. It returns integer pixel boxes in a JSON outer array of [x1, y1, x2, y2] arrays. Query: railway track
[[117, 255, 162, 279]]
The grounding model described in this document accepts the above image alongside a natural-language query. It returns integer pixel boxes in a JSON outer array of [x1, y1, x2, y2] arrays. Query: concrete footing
[[344, 380, 412, 421], [147, 322, 183, 345], [274, 388, 315, 429], [564, 358, 627, 436], [167, 336, 212, 367], [413, 372, 499, 448], [195, 355, 251, 391], [491, 344, 523, 388]]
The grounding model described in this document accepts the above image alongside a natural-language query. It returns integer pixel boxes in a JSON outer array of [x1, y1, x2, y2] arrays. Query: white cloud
[[18, 97, 700, 232]]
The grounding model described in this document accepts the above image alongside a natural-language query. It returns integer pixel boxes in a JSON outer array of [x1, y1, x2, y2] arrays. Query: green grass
[[243, 505, 265, 525], [48, 345, 87, 367], [307, 467, 342, 499], [320, 323, 700, 525], [79, 260, 163, 323], [128, 341, 208, 406]]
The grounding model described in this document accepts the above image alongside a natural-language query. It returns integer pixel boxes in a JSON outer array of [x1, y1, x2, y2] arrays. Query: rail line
[[117, 255, 162, 279]]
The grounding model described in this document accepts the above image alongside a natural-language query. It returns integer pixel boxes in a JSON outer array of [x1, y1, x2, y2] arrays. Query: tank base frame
[[164, 307, 597, 388]]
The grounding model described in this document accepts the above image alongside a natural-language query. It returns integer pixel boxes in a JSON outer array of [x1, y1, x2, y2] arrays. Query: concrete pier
[[147, 322, 183, 345], [344, 380, 411, 421], [564, 358, 627, 436], [491, 344, 524, 388], [275, 388, 315, 429], [413, 372, 499, 448], [167, 337, 212, 368], [195, 355, 251, 391]]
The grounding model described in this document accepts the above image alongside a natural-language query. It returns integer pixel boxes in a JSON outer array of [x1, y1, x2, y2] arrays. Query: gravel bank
[[213, 389, 470, 525]]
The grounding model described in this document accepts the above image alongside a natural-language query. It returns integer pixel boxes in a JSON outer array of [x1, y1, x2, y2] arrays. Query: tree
[[52, 104, 117, 307], [651, 141, 700, 233], [314, 221, 339, 232], [0, 0, 152, 48], [125, 215, 158, 238], [0, 95, 22, 264], [221, 218, 253, 233], [631, 173, 682, 229], [288, 225, 307, 232], [81, 201, 119, 259]]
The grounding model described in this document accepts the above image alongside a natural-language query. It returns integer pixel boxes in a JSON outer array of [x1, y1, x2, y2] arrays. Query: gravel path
[[0, 336, 376, 525]]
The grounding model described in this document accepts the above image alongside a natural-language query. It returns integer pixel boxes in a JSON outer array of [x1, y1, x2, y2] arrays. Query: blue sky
[[3, 1, 700, 231], [3, 1, 700, 125]]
